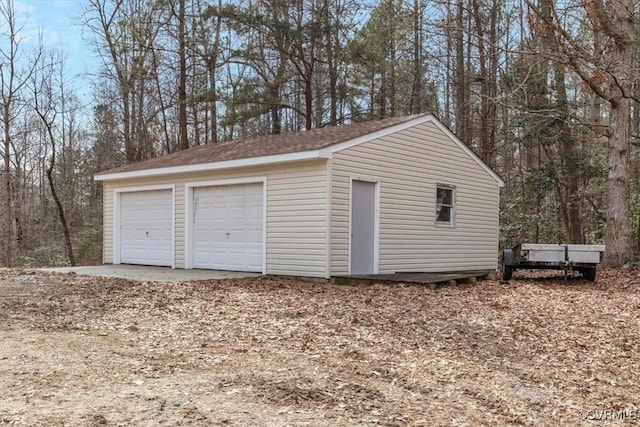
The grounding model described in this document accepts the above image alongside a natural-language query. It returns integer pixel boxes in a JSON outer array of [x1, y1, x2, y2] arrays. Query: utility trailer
[[502, 243, 606, 281]]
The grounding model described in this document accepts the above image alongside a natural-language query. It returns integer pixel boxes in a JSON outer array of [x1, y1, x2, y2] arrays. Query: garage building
[[95, 114, 504, 278]]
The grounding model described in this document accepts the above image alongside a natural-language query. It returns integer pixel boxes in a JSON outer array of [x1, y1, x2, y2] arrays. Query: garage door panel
[[230, 207, 244, 218], [248, 206, 262, 218], [192, 183, 263, 272], [120, 190, 173, 267], [237, 231, 261, 243], [192, 250, 210, 267], [154, 232, 173, 242]]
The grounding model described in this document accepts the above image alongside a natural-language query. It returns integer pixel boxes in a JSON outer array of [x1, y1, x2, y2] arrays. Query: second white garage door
[[192, 183, 264, 272]]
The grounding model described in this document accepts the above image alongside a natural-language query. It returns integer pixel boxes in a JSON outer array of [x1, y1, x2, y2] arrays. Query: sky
[[15, 0, 98, 105]]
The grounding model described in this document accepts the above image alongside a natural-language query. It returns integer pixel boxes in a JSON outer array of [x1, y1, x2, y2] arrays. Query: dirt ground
[[0, 268, 639, 426]]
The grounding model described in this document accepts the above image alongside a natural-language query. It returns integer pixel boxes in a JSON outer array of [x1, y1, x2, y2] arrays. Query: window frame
[[435, 184, 456, 227]]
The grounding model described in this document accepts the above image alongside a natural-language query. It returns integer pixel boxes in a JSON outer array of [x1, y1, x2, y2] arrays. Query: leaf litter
[[0, 267, 638, 426]]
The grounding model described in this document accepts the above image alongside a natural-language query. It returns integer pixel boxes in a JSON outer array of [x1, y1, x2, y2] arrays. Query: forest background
[[0, 0, 636, 268]]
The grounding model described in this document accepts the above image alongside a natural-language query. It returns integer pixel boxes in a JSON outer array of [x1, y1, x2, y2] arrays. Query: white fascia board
[[94, 150, 329, 181], [321, 114, 505, 188]]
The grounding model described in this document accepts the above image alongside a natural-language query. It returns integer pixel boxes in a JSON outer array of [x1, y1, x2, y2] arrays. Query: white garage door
[[120, 190, 173, 267], [192, 183, 263, 272]]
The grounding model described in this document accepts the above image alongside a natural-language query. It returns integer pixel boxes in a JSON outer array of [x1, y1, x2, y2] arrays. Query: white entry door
[[120, 190, 173, 266], [350, 180, 377, 275], [192, 183, 263, 272]]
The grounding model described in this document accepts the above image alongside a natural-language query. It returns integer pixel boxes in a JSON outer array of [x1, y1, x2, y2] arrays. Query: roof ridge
[[97, 114, 431, 177], [213, 113, 427, 146]]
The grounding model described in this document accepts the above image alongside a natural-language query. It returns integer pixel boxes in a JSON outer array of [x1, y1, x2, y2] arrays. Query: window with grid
[[436, 186, 455, 225]]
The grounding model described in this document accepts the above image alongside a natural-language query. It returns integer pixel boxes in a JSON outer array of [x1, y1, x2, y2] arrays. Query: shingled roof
[[96, 114, 427, 178]]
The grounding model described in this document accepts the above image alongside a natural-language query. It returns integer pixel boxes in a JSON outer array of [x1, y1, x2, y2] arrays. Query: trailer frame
[[502, 243, 605, 282]]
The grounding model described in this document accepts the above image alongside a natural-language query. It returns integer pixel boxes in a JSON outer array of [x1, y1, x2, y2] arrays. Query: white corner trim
[[347, 178, 352, 275], [112, 184, 175, 269], [184, 176, 267, 274], [374, 182, 380, 274], [95, 151, 328, 181], [325, 159, 333, 279]]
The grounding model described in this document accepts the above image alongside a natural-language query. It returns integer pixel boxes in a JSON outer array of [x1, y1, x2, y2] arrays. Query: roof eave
[[94, 149, 329, 181], [95, 113, 504, 188]]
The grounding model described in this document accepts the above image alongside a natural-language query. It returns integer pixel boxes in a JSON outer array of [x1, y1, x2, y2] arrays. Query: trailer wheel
[[581, 268, 596, 282], [502, 249, 514, 281]]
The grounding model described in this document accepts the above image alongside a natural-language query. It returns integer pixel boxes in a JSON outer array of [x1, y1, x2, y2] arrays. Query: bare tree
[[31, 51, 76, 266], [453, 0, 470, 144], [175, 0, 189, 150], [85, 0, 167, 161], [410, 0, 425, 114], [190, 0, 223, 144], [0, 0, 42, 267]]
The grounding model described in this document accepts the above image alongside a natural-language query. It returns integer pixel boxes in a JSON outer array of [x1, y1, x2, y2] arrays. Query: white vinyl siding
[[102, 181, 113, 263], [103, 160, 328, 277], [330, 120, 500, 274]]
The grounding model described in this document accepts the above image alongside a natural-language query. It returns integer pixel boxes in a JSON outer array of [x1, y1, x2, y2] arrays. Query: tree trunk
[[326, 24, 337, 126], [540, 0, 582, 243], [410, 0, 424, 114], [380, 71, 386, 118], [557, 67, 583, 243], [599, 0, 634, 265], [529, 0, 635, 264], [269, 80, 282, 135], [151, 46, 171, 152], [471, 0, 489, 164], [177, 0, 189, 151], [443, 3, 454, 127], [388, 28, 396, 117], [606, 95, 632, 265], [122, 92, 135, 162], [3, 113, 12, 267], [304, 72, 313, 130], [454, 0, 467, 143], [47, 153, 75, 266], [208, 58, 218, 143]]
